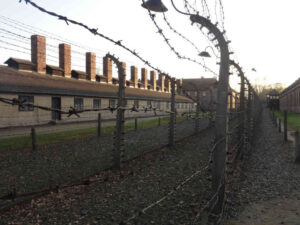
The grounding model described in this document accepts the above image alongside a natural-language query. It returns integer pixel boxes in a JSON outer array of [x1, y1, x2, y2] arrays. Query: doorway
[[51, 97, 61, 120]]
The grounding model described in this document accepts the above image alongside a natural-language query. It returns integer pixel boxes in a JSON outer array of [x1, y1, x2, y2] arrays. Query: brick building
[[267, 89, 280, 111], [280, 78, 300, 113], [181, 77, 239, 111], [0, 35, 194, 128], [182, 78, 217, 111]]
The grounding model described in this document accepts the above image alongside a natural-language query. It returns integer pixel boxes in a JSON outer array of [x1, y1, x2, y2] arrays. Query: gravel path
[[224, 108, 300, 225], [0, 122, 213, 225], [0, 118, 208, 211]]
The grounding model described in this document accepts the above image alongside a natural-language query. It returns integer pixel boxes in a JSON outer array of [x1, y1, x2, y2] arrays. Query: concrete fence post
[[239, 75, 245, 155], [247, 84, 252, 145], [31, 127, 36, 152], [195, 90, 200, 134], [295, 131, 300, 163], [134, 118, 138, 131], [278, 118, 281, 133], [108, 54, 126, 170], [284, 110, 288, 142], [168, 78, 176, 148], [97, 113, 102, 137]]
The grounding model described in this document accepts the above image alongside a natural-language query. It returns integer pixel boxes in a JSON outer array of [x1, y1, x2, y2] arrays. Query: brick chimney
[[130, 66, 138, 88], [176, 79, 183, 94], [166, 78, 171, 92], [86, 52, 96, 81], [59, 43, 71, 78], [103, 56, 112, 83], [141, 68, 148, 88], [31, 35, 46, 73], [159, 74, 165, 92], [150, 71, 157, 90], [121, 62, 126, 86]]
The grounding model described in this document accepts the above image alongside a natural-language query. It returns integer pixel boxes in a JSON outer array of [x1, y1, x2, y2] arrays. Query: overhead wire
[[141, 0, 218, 76], [17, 0, 217, 79]]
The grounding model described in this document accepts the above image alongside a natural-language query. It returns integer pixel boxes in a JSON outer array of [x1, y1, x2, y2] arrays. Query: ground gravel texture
[[0, 122, 213, 225], [224, 108, 300, 225]]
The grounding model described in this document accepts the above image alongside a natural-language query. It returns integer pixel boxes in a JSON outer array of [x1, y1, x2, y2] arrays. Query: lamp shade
[[199, 51, 211, 57], [141, 0, 168, 12]]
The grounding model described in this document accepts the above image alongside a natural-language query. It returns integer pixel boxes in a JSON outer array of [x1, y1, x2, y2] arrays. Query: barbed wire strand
[[122, 134, 225, 224], [17, 0, 182, 80], [0, 97, 176, 118], [182, 0, 218, 51], [162, 12, 201, 54], [141, 0, 217, 76]]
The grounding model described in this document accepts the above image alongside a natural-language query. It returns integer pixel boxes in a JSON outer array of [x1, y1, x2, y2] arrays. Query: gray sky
[[0, 0, 299, 89]]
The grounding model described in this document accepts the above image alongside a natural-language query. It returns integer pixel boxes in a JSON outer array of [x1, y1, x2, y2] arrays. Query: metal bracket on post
[[168, 78, 176, 148]]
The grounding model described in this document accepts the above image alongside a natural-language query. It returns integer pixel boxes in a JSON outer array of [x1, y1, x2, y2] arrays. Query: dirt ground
[[1, 109, 299, 225], [0, 120, 213, 225], [224, 109, 300, 225]]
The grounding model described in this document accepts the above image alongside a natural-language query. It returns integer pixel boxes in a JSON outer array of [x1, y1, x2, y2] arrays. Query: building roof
[[4, 57, 34, 66], [280, 78, 300, 95], [268, 89, 280, 96], [0, 65, 192, 102], [182, 78, 218, 91], [46, 65, 64, 72]]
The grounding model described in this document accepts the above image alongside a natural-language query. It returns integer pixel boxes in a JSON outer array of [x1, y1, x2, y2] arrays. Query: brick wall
[[280, 79, 300, 113]]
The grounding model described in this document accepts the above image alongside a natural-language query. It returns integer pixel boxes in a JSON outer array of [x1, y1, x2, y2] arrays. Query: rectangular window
[[147, 100, 152, 107], [134, 100, 139, 108], [109, 99, 116, 108], [18, 95, 34, 111], [166, 102, 169, 109], [155, 101, 160, 109], [74, 98, 84, 110], [93, 98, 101, 109], [203, 91, 206, 97]]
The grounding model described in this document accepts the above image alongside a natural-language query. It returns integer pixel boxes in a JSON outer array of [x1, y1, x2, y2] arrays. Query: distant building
[[0, 35, 194, 128], [182, 77, 239, 111], [182, 77, 218, 111], [267, 89, 280, 111]]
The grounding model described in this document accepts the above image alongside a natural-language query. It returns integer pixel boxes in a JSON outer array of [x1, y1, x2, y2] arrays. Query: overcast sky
[[0, 0, 299, 89]]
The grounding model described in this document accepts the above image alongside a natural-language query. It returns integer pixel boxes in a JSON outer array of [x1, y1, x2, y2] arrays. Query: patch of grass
[[0, 115, 199, 152], [274, 111, 300, 131], [0, 113, 210, 152]]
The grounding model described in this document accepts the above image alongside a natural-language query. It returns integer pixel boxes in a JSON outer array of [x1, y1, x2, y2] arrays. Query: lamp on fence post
[[142, 0, 230, 215], [199, 46, 219, 58]]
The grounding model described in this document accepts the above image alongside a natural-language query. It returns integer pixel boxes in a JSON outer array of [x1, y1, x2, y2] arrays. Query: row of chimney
[[30, 35, 183, 92]]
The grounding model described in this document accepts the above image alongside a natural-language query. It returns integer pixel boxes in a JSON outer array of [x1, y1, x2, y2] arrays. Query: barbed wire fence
[[0, 1, 263, 224]]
